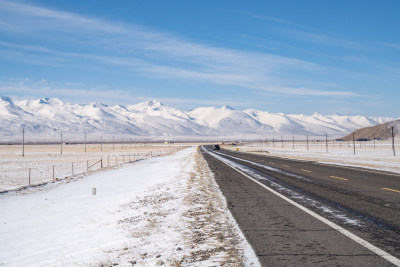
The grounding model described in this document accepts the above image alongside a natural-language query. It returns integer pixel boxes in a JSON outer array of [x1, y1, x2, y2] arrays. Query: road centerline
[[382, 188, 400, 193], [330, 176, 348, 181], [203, 147, 400, 266]]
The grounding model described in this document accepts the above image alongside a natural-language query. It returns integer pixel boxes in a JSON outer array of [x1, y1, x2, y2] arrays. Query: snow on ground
[[0, 147, 260, 267], [0, 144, 182, 192], [224, 141, 400, 174]]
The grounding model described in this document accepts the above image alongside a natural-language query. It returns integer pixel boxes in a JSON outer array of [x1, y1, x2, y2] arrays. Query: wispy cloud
[[0, 78, 144, 104], [248, 14, 307, 29], [0, 0, 358, 98], [377, 42, 400, 50], [0, 78, 273, 109], [285, 30, 363, 49]]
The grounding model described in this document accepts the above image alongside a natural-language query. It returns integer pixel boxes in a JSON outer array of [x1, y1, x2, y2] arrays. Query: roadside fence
[[0, 148, 183, 193], [251, 134, 399, 156]]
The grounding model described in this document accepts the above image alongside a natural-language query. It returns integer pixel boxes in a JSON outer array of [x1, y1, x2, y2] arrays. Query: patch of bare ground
[[107, 149, 251, 266], [179, 152, 245, 266]]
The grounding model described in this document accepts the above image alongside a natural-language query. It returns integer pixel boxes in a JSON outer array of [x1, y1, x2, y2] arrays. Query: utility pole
[[281, 136, 283, 149], [22, 128, 25, 157], [392, 127, 396, 156], [84, 132, 87, 152], [307, 134, 309, 151], [353, 132, 356, 155], [101, 136, 103, 152], [325, 133, 328, 153], [60, 132, 63, 155], [292, 136, 294, 150]]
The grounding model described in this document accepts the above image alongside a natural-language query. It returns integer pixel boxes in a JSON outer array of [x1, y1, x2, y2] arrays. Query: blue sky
[[0, 0, 399, 116]]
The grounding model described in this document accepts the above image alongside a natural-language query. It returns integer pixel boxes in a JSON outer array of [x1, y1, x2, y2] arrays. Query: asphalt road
[[200, 146, 400, 266]]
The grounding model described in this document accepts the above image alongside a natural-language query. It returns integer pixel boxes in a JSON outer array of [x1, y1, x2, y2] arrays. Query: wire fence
[[0, 145, 184, 193], [250, 135, 399, 156]]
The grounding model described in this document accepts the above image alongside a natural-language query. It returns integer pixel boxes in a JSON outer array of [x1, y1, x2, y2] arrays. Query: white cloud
[[0, 0, 358, 98], [285, 30, 363, 49]]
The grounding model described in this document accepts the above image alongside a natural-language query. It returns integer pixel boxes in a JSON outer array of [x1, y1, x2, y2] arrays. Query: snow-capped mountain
[[0, 96, 396, 142]]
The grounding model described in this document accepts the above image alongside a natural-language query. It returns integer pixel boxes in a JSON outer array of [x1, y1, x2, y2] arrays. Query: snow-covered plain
[[0, 147, 260, 267], [0, 96, 396, 142], [0, 144, 183, 192], [225, 140, 400, 174]]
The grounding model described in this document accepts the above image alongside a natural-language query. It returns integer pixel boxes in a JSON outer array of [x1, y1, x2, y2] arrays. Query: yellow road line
[[269, 162, 276, 164], [301, 169, 312, 173], [330, 176, 348, 181], [382, 188, 400, 193], [282, 165, 290, 168]]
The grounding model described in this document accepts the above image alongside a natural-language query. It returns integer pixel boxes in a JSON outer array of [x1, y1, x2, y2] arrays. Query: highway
[[201, 146, 400, 266]]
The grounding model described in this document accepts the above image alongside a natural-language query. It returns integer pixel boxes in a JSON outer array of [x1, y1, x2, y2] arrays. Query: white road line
[[205, 148, 400, 266]]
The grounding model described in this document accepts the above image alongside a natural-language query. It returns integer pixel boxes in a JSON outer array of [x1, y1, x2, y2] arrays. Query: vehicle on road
[[213, 145, 220, 150]]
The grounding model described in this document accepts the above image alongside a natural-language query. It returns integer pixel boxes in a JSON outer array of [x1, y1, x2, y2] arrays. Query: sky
[[0, 0, 399, 117]]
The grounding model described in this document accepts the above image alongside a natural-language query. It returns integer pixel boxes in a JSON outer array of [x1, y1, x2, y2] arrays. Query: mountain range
[[0, 96, 397, 142]]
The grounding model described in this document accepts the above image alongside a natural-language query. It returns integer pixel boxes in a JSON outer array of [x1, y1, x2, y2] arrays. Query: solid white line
[[206, 149, 400, 266]]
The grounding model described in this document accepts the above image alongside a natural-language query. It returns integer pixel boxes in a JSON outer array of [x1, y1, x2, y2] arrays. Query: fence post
[[353, 133, 356, 155], [306, 134, 309, 151], [29, 168, 31, 186], [123, 155, 125, 163], [72, 162, 74, 175], [115, 156, 117, 165], [281, 136, 283, 148], [87, 160, 89, 171], [108, 156, 110, 167], [101, 158, 103, 168], [53, 165, 55, 182]]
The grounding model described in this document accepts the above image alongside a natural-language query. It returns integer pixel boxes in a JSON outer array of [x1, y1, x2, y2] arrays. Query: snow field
[[0, 147, 260, 266], [0, 143, 183, 192], [224, 140, 400, 174]]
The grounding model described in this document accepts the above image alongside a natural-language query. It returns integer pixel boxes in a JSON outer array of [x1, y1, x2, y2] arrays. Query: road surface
[[201, 146, 400, 266]]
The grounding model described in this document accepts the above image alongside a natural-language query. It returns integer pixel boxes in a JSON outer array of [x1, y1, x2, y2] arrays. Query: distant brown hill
[[342, 119, 400, 141]]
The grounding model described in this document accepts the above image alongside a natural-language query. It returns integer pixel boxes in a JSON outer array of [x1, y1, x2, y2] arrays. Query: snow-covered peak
[[0, 96, 397, 141], [221, 105, 234, 110], [128, 100, 163, 111]]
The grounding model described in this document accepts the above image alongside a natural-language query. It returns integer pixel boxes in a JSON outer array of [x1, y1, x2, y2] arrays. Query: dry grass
[[179, 152, 245, 266]]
